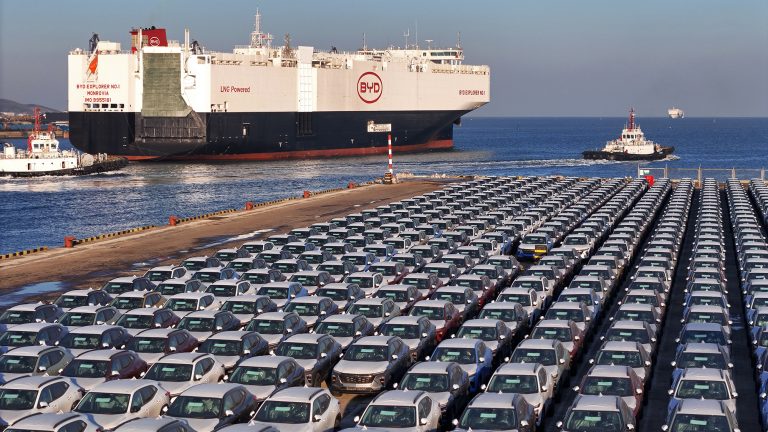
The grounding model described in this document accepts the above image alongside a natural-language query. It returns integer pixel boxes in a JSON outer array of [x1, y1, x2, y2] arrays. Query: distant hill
[[0, 98, 61, 114]]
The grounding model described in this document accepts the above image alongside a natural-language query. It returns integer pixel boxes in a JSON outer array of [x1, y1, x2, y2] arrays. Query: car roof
[[238, 355, 293, 368], [610, 320, 648, 329], [255, 312, 295, 320], [7, 302, 46, 311], [321, 313, 360, 323], [355, 335, 396, 346], [408, 361, 455, 374], [60, 289, 98, 296], [436, 338, 481, 349], [462, 319, 500, 328], [599, 341, 643, 351], [586, 365, 632, 378], [680, 343, 723, 354], [683, 322, 725, 331], [206, 331, 253, 340], [289, 296, 328, 305], [437, 286, 471, 293], [384, 316, 424, 325], [8, 412, 86, 428], [4, 345, 56, 356], [681, 368, 727, 380], [69, 324, 123, 334], [494, 362, 540, 374], [467, 392, 520, 409], [89, 378, 157, 393], [168, 292, 212, 300], [123, 307, 161, 316], [134, 328, 177, 338], [517, 339, 558, 349], [371, 389, 426, 405], [108, 276, 137, 283], [571, 394, 621, 411], [3, 375, 66, 389], [283, 333, 325, 344], [181, 383, 242, 398], [183, 310, 219, 318], [157, 352, 213, 363], [114, 417, 187, 431], [353, 298, 390, 305], [4, 323, 58, 332], [413, 300, 450, 308], [268, 386, 327, 402], [75, 349, 124, 360], [675, 398, 728, 415]]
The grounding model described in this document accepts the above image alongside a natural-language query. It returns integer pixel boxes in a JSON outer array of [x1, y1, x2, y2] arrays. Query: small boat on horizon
[[668, 107, 685, 118], [583, 108, 675, 161]]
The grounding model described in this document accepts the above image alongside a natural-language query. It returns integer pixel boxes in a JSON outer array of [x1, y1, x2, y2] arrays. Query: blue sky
[[1, 0, 766, 116]]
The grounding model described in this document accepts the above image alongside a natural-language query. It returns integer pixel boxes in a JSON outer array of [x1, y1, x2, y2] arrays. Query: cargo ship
[[67, 12, 490, 161], [583, 109, 674, 161], [667, 107, 684, 119]]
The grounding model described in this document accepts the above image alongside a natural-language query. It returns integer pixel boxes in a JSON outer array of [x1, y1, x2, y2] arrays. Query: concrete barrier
[[0, 246, 49, 260]]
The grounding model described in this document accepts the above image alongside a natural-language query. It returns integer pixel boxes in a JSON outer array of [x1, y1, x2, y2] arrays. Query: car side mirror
[[320, 352, 328, 358], [627, 425, 635, 431], [38, 401, 49, 408], [661, 425, 669, 431], [541, 385, 548, 392], [37, 365, 47, 372], [391, 354, 398, 360], [419, 418, 428, 426], [194, 373, 203, 381], [111, 370, 120, 377], [314, 414, 323, 422], [384, 312, 391, 317], [198, 306, 205, 311], [354, 416, 361, 423], [556, 421, 564, 429], [479, 357, 486, 363], [225, 409, 235, 417], [559, 358, 565, 364], [636, 388, 643, 395], [286, 328, 293, 333], [280, 377, 287, 384]]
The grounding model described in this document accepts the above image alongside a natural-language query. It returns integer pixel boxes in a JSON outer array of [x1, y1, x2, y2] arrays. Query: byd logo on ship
[[357, 72, 383, 104]]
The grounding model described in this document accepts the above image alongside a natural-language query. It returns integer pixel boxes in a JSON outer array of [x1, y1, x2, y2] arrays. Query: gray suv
[[330, 335, 410, 395]]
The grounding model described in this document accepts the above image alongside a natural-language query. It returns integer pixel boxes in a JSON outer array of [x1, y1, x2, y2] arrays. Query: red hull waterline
[[124, 139, 454, 162]]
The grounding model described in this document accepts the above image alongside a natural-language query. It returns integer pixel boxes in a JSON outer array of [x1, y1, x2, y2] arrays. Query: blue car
[[516, 233, 553, 261], [428, 338, 493, 393]]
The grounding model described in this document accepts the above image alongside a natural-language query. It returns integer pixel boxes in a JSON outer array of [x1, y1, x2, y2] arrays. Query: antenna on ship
[[425, 39, 433, 50], [403, 29, 410, 49], [250, 9, 272, 49], [362, 33, 367, 51], [628, 107, 636, 130], [456, 31, 462, 49]]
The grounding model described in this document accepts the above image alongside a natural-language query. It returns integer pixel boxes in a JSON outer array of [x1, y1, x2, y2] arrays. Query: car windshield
[[370, 265, 397, 276], [284, 303, 319, 316], [677, 352, 726, 369], [488, 259, 512, 269], [216, 252, 238, 261], [157, 283, 187, 296], [403, 277, 430, 290], [560, 294, 592, 304], [167, 396, 222, 419], [291, 275, 318, 285], [676, 380, 729, 399], [62, 360, 109, 378], [221, 301, 256, 315], [379, 323, 420, 340], [55, 295, 89, 309], [275, 342, 316, 359], [487, 374, 539, 393], [76, 392, 130, 415], [145, 271, 171, 282], [524, 235, 548, 244], [59, 312, 96, 326], [192, 272, 221, 283], [670, 414, 731, 432], [510, 348, 556, 365], [0, 331, 36, 347], [229, 261, 253, 271], [317, 264, 344, 276], [60, 333, 101, 349], [208, 285, 237, 297], [687, 312, 726, 325], [345, 345, 388, 362], [426, 267, 453, 278], [606, 328, 649, 344], [0, 355, 36, 373], [145, 363, 193, 381], [0, 388, 37, 410], [178, 317, 214, 332], [103, 282, 134, 294], [199, 339, 241, 356], [393, 256, 416, 266], [434, 292, 467, 305], [564, 410, 623, 432], [596, 351, 643, 368], [479, 308, 518, 322], [324, 245, 348, 256], [459, 407, 517, 430], [0, 311, 35, 325], [113, 297, 144, 310], [531, 326, 572, 342], [457, 326, 497, 341], [345, 255, 368, 265], [317, 288, 348, 301], [400, 373, 449, 392], [126, 337, 166, 353], [626, 295, 658, 306], [499, 293, 531, 306], [546, 308, 584, 322], [581, 377, 632, 396], [257, 287, 289, 299], [472, 268, 497, 278], [246, 319, 283, 334], [346, 277, 374, 288], [116, 314, 154, 329], [229, 366, 277, 386], [514, 281, 543, 291], [254, 400, 310, 424], [242, 273, 272, 284], [182, 261, 206, 271], [360, 405, 416, 428], [681, 330, 726, 345], [615, 310, 653, 322], [455, 279, 484, 290], [348, 304, 382, 318], [273, 263, 298, 273], [410, 306, 444, 320], [165, 299, 199, 312], [315, 321, 354, 338], [565, 237, 588, 246], [376, 290, 410, 303], [432, 347, 476, 364]]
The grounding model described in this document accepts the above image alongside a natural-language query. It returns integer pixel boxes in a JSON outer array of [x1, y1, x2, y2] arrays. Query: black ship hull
[[582, 146, 675, 161], [4, 156, 128, 178], [69, 110, 465, 161]]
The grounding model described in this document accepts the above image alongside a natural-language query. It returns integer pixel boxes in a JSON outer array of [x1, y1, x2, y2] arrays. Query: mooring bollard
[[348, 182, 356, 189], [169, 215, 178, 226], [245, 201, 254, 210], [64, 236, 76, 248], [303, 190, 311, 198]]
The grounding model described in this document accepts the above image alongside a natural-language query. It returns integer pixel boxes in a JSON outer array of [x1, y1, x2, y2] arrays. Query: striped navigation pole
[[367, 121, 394, 183], [388, 133, 394, 176]]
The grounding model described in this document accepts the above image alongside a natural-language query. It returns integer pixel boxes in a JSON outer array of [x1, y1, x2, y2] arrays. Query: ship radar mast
[[250, 9, 273, 49], [628, 108, 636, 130]]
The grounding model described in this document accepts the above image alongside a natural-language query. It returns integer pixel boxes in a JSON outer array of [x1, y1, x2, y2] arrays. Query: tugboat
[[0, 108, 127, 177], [583, 109, 674, 161]]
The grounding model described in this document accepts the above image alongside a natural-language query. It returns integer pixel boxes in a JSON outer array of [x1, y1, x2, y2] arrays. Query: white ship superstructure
[[668, 107, 684, 118], [67, 12, 490, 160]]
